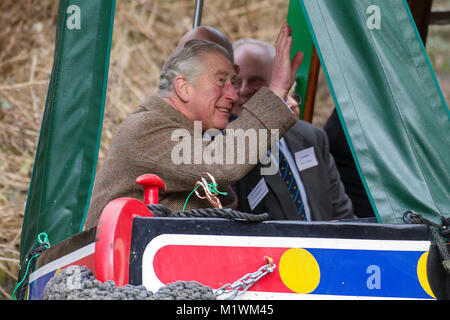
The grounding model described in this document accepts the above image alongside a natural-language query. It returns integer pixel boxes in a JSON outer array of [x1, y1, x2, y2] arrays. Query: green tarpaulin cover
[[299, 0, 449, 223], [20, 0, 115, 263], [288, 0, 315, 119]]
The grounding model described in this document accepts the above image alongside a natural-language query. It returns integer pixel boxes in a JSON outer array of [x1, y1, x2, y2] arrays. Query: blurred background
[[0, 0, 448, 299]]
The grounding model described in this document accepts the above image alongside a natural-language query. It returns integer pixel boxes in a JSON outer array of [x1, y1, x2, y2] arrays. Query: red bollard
[[136, 174, 167, 205]]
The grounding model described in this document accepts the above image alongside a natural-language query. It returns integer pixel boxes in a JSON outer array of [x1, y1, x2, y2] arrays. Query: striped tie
[[278, 148, 306, 220]]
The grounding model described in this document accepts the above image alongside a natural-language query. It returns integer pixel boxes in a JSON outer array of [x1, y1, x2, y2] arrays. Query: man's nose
[[239, 82, 255, 98], [224, 83, 238, 102]]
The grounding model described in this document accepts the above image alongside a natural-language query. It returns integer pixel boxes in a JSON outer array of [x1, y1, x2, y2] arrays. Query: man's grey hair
[[233, 38, 276, 61], [158, 39, 233, 98]]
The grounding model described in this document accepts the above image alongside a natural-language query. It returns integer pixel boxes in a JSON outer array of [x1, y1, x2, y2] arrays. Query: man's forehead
[[202, 52, 236, 76], [215, 69, 236, 78], [236, 44, 272, 66], [235, 45, 272, 77]]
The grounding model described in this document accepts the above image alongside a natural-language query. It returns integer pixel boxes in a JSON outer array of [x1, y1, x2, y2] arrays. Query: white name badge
[[295, 147, 318, 172], [247, 177, 269, 211]]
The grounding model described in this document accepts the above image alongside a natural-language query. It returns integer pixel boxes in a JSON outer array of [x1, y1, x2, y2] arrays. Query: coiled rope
[[403, 210, 450, 274], [147, 203, 270, 222], [12, 233, 50, 300], [42, 258, 276, 300], [37, 205, 271, 300], [42, 266, 216, 300]]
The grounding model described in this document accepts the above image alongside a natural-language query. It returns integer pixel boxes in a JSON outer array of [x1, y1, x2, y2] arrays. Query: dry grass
[[0, 0, 448, 300], [0, 0, 57, 299]]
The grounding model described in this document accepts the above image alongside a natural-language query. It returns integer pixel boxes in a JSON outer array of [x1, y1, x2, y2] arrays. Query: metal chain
[[214, 257, 276, 300]]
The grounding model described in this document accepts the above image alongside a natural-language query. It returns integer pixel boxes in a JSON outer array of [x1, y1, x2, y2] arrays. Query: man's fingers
[[275, 22, 287, 49], [270, 23, 301, 100], [291, 51, 304, 75], [280, 23, 291, 48], [285, 36, 293, 56]]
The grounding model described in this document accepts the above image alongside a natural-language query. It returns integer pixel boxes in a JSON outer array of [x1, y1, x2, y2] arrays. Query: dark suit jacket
[[235, 120, 354, 221]]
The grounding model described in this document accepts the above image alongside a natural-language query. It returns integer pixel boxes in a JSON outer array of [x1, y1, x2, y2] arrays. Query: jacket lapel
[[283, 126, 311, 183], [282, 126, 317, 209], [263, 172, 299, 220], [283, 124, 329, 221]]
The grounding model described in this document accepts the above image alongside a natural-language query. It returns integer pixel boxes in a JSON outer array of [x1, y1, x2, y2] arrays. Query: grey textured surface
[[42, 265, 216, 300]]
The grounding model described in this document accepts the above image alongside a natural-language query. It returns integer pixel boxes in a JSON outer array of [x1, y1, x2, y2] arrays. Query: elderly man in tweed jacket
[[84, 24, 303, 229]]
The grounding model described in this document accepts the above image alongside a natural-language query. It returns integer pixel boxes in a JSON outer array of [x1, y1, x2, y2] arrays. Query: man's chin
[[215, 118, 230, 131]]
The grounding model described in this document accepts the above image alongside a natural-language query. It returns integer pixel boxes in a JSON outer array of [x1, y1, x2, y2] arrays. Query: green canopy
[[287, 0, 315, 119], [299, 0, 450, 223], [19, 0, 116, 263]]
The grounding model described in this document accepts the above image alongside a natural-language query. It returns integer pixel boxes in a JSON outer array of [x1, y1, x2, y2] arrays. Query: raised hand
[[269, 23, 304, 101]]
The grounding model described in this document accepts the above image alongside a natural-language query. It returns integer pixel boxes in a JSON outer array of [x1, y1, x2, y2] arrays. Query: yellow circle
[[417, 251, 435, 299], [279, 248, 320, 293]]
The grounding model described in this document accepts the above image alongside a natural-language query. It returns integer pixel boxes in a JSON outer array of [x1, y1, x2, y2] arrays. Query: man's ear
[[234, 64, 240, 75], [173, 75, 192, 102]]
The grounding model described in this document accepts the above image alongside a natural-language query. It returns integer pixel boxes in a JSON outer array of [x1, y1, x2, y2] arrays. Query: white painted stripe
[[146, 234, 430, 253], [142, 233, 430, 292], [29, 243, 95, 283]]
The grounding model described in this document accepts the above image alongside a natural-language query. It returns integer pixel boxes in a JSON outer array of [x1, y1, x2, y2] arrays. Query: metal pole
[[193, 0, 203, 28]]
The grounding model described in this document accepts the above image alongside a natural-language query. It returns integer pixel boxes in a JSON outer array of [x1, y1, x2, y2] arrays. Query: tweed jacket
[[235, 120, 355, 221], [84, 88, 296, 229]]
